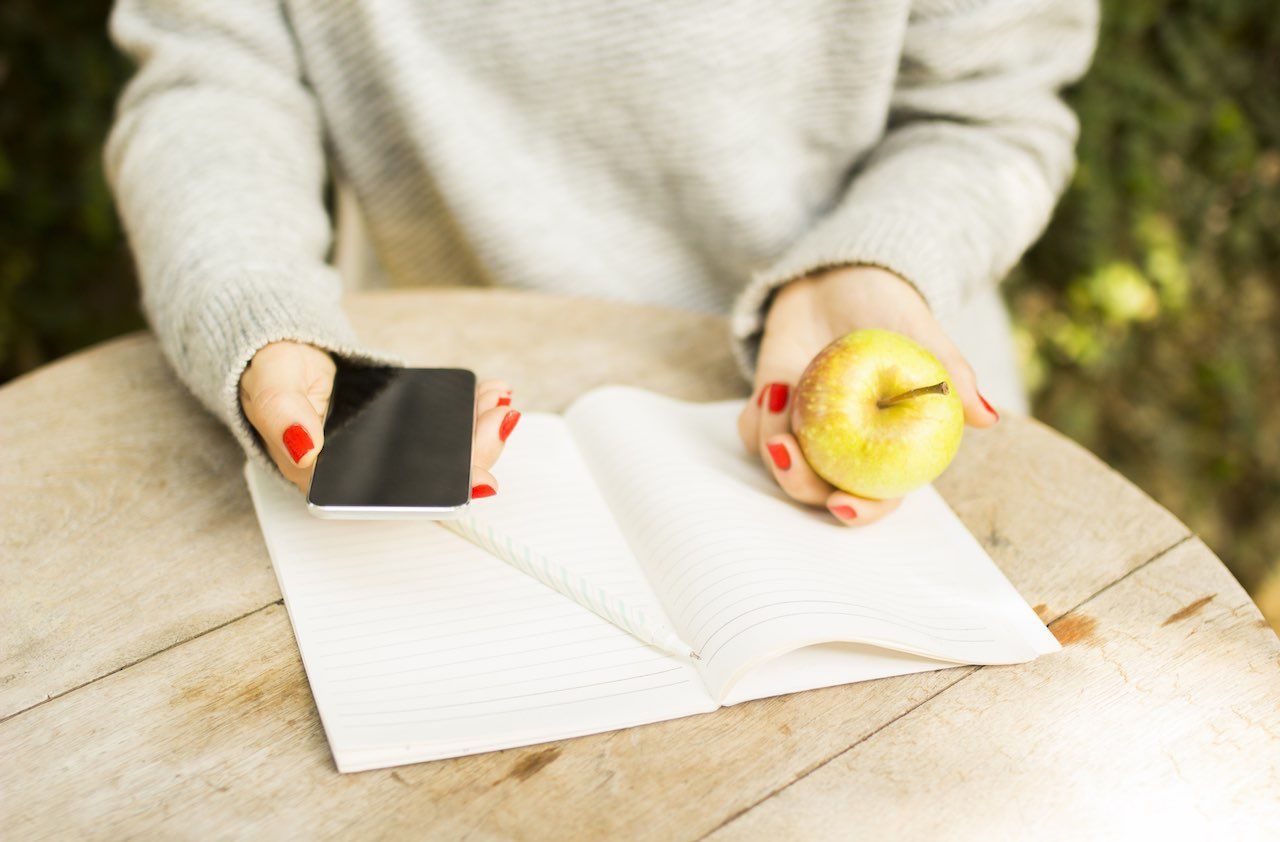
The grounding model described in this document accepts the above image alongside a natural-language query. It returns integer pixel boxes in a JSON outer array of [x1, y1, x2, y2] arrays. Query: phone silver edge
[[305, 499, 470, 520]]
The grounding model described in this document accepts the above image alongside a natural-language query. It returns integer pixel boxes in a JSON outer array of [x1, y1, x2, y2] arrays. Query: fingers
[[761, 429, 902, 526], [755, 381, 791, 443], [939, 349, 999, 428], [911, 331, 1000, 429], [755, 382, 843, 507], [476, 384, 513, 416], [254, 389, 326, 465], [762, 433, 833, 506], [738, 379, 793, 458], [825, 491, 902, 527], [247, 389, 326, 492], [240, 343, 335, 492], [476, 379, 512, 405], [470, 464, 499, 500], [473, 404, 520, 470], [740, 379, 843, 510], [470, 381, 516, 494]]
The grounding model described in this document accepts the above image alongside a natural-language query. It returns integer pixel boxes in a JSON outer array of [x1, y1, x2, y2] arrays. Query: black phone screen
[[306, 366, 476, 512]]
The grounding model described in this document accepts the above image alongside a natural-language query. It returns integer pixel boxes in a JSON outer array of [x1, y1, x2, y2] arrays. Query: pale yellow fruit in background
[[792, 329, 965, 500]]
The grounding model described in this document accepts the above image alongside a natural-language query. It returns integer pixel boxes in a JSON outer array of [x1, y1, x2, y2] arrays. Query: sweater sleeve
[[729, 0, 1099, 376], [104, 0, 397, 467]]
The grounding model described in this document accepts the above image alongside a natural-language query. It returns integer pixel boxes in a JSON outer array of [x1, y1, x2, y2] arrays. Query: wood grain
[[5, 289, 1267, 839], [3, 538, 1260, 840], [0, 604, 963, 839], [0, 334, 276, 720], [0, 291, 739, 721], [0, 290, 1184, 722], [343, 289, 746, 410], [705, 539, 1280, 841]]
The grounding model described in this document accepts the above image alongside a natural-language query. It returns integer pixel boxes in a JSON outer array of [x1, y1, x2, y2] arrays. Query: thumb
[[240, 343, 333, 477], [934, 345, 999, 429], [255, 389, 326, 469], [909, 326, 1000, 430]]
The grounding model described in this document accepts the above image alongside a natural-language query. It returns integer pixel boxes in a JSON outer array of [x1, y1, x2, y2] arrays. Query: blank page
[[565, 387, 1059, 702], [244, 413, 712, 773]]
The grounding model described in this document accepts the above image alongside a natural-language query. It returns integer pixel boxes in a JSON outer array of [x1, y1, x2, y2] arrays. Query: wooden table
[[3, 289, 1278, 839]]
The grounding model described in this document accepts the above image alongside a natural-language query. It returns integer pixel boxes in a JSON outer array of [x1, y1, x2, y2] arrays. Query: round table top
[[2, 289, 1277, 839]]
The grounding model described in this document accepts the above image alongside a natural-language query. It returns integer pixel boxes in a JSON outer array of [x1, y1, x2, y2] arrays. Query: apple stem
[[877, 381, 950, 409]]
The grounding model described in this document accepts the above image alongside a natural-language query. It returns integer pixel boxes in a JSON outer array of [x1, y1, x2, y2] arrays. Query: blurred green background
[[2, 2, 1277, 623]]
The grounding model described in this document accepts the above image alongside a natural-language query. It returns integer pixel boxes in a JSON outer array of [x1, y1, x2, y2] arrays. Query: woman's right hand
[[239, 340, 517, 494]]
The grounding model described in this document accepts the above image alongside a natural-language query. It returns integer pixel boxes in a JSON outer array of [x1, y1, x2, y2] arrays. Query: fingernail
[[471, 484, 497, 499], [830, 504, 857, 521], [497, 396, 512, 407], [766, 442, 791, 471], [978, 392, 1000, 421], [499, 410, 521, 442], [767, 383, 789, 414], [756, 386, 767, 407], [282, 424, 314, 463]]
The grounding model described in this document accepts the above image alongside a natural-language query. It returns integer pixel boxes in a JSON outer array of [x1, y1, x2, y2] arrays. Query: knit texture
[[105, 0, 1097, 464]]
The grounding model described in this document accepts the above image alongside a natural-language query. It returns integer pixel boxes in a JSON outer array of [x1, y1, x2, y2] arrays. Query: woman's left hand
[[737, 265, 1000, 526]]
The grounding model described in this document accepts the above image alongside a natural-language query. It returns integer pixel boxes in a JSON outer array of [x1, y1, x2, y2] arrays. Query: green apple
[[792, 329, 965, 500]]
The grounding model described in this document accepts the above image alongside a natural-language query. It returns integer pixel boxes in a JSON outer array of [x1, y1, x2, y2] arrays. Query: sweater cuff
[[729, 209, 963, 379], [170, 275, 403, 475]]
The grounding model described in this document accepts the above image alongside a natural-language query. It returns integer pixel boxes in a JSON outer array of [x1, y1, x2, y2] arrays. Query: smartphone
[[306, 365, 476, 518]]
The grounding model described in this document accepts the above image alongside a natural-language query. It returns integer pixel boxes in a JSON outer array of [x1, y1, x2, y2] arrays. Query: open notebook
[[245, 386, 1058, 772]]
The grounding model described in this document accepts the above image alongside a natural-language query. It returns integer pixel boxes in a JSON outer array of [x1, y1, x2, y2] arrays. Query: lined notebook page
[[565, 387, 1059, 702], [461, 414, 681, 633], [244, 414, 712, 773]]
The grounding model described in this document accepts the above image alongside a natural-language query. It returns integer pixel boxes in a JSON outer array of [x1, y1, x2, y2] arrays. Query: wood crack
[[0, 599, 284, 726], [696, 532, 1194, 840]]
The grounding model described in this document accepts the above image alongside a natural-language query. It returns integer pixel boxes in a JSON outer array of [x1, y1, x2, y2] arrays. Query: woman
[[105, 0, 1097, 524]]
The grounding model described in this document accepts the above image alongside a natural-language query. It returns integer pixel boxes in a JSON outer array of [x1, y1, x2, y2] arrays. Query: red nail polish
[[756, 386, 767, 407], [497, 396, 512, 407], [766, 442, 791, 471], [978, 393, 1000, 420], [830, 504, 857, 520], [767, 383, 789, 414], [499, 410, 521, 442], [282, 424, 314, 463], [471, 484, 497, 499]]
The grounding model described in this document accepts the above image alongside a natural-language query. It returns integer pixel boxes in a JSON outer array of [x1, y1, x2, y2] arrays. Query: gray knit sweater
[[105, 0, 1097, 462]]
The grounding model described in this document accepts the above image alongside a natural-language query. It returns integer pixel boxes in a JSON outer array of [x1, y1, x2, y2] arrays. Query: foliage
[[1006, 0, 1280, 594], [2, 2, 1278, 598], [0, 1, 139, 382]]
